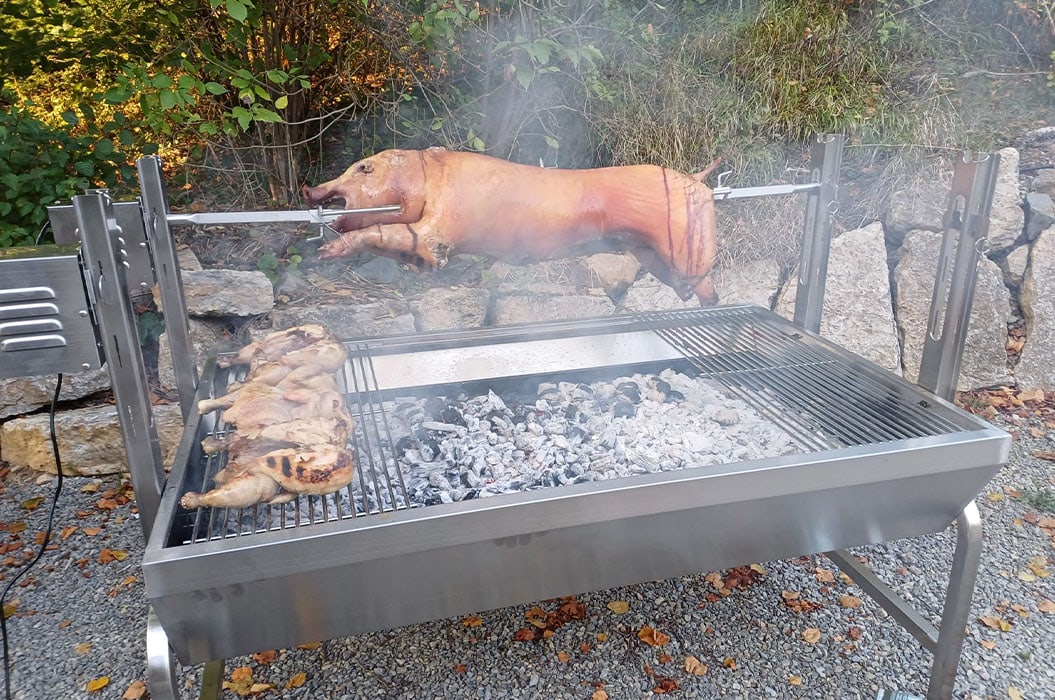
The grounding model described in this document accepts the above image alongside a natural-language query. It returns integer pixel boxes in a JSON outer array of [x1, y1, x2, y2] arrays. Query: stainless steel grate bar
[[645, 308, 967, 450]]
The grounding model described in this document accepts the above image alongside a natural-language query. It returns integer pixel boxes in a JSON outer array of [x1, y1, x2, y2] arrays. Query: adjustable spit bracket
[[917, 152, 1001, 402], [74, 190, 167, 540], [793, 133, 844, 333]]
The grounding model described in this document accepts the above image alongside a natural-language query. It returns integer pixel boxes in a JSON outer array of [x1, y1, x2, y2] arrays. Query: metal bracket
[[793, 133, 844, 333], [917, 152, 1000, 401], [74, 190, 166, 539]]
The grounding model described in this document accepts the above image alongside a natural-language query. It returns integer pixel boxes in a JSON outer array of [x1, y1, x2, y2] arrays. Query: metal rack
[[0, 135, 1008, 700]]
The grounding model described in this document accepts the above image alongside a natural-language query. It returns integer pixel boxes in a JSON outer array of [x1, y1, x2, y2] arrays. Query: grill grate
[[642, 308, 965, 451], [177, 306, 970, 545], [181, 346, 411, 544]]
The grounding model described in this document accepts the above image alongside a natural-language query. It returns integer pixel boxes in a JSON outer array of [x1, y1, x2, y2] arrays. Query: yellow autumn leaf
[[839, 595, 862, 609], [1018, 572, 1038, 582], [556, 651, 570, 663], [86, 677, 110, 693], [592, 690, 609, 700], [1008, 687, 1024, 700], [110, 549, 129, 561], [814, 568, 835, 583], [722, 657, 737, 671], [81, 482, 101, 493], [296, 642, 322, 650], [248, 683, 273, 694], [683, 656, 707, 676], [122, 680, 148, 700], [802, 628, 821, 643], [986, 492, 1004, 502], [789, 675, 803, 686], [980, 639, 997, 650], [607, 600, 629, 615], [1038, 599, 1055, 614], [596, 632, 608, 642], [462, 615, 483, 627], [285, 672, 307, 689], [749, 563, 767, 575], [75, 642, 91, 654]]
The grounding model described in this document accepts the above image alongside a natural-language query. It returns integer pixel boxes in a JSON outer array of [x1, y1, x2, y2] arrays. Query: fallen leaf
[[525, 606, 548, 628], [96, 498, 119, 510], [1018, 571, 1037, 582], [749, 563, 767, 575], [81, 482, 101, 493], [248, 683, 273, 694], [252, 650, 277, 664], [580, 643, 592, 654], [658, 653, 672, 664], [683, 656, 707, 675], [591, 690, 609, 700], [986, 492, 1005, 502], [1, 602, 16, 619], [596, 632, 608, 642], [722, 657, 737, 670], [454, 663, 467, 673], [75, 642, 91, 654], [60, 526, 78, 541], [462, 615, 483, 627], [58, 619, 72, 629], [1030, 427, 1046, 438], [653, 677, 678, 694], [789, 675, 803, 686], [839, 595, 862, 609], [1032, 450, 1055, 462], [847, 626, 862, 640], [98, 549, 129, 564], [1008, 687, 1024, 700], [21, 497, 44, 512], [607, 600, 629, 615], [1038, 599, 1055, 614], [1019, 388, 1045, 402], [980, 639, 997, 650], [814, 568, 835, 583], [1010, 603, 1030, 618], [978, 615, 1014, 632], [513, 627, 535, 642], [704, 571, 723, 589], [122, 680, 148, 699], [802, 628, 822, 644], [231, 667, 253, 683], [285, 672, 307, 689], [556, 651, 570, 663], [295, 642, 321, 650], [86, 677, 110, 692], [82, 527, 101, 537], [6, 522, 26, 535], [542, 629, 554, 639], [637, 627, 670, 647]]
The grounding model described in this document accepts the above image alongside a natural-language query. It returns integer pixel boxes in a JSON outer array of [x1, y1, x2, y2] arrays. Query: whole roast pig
[[302, 147, 721, 304]]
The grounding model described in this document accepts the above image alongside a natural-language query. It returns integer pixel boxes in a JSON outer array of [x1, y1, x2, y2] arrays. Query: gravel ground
[[0, 410, 1052, 700]]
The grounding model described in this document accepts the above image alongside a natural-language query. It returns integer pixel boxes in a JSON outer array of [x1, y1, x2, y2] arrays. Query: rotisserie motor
[[181, 325, 356, 510]]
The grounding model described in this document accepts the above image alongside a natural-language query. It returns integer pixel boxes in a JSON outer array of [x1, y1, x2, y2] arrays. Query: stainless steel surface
[[48, 200, 155, 296], [146, 608, 180, 700], [712, 181, 821, 200], [927, 501, 983, 699], [138, 156, 199, 420], [143, 307, 1009, 664], [74, 191, 167, 539], [165, 204, 401, 226], [918, 153, 1001, 400], [794, 133, 844, 332], [0, 245, 101, 378]]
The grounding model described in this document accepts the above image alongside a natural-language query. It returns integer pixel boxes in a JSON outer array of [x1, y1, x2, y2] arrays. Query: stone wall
[[4, 143, 1053, 476]]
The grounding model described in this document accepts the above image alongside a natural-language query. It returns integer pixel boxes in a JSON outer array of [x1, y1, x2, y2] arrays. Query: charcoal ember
[[564, 404, 579, 421], [423, 396, 449, 421], [395, 435, 415, 453], [612, 401, 636, 418], [411, 425, 440, 461], [614, 381, 641, 404], [668, 389, 686, 402]]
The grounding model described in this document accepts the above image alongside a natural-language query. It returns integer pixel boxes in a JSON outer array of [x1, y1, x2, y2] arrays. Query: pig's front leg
[[318, 223, 444, 268]]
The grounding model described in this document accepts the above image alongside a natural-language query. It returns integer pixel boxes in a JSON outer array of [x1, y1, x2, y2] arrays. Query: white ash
[[366, 368, 799, 510]]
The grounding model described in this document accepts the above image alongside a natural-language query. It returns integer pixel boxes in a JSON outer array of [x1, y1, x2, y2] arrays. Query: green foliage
[[136, 311, 165, 345], [256, 246, 303, 283], [729, 0, 912, 142], [0, 94, 132, 248]]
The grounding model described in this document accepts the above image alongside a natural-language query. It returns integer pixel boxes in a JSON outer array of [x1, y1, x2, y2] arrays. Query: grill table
[[0, 135, 1008, 700]]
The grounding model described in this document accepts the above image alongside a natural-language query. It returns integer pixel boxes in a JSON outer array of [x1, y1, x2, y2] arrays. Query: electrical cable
[[0, 374, 64, 700], [34, 221, 52, 246]]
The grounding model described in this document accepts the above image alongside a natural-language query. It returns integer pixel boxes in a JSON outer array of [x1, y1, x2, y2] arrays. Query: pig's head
[[301, 149, 427, 232]]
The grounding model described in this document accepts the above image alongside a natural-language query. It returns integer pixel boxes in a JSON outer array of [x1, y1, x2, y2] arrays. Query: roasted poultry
[[182, 324, 357, 510]]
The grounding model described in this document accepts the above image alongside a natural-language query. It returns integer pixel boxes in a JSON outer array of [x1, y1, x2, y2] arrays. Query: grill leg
[[146, 607, 181, 700], [926, 501, 983, 700]]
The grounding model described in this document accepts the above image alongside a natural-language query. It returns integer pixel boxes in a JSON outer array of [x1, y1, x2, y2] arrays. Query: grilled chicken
[[217, 324, 335, 368], [180, 447, 355, 509], [184, 323, 358, 511]]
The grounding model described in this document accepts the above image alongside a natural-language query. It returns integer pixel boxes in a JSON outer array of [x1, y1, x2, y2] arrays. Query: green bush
[[0, 94, 134, 247]]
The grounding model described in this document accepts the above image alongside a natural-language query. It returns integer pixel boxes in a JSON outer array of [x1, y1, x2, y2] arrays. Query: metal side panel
[[0, 245, 101, 377], [144, 429, 1008, 664]]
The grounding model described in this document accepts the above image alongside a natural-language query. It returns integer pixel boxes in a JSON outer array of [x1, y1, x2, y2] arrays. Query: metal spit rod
[[166, 205, 402, 227]]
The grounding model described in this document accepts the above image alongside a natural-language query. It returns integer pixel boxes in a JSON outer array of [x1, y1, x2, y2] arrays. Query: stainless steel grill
[[174, 306, 977, 545], [1, 135, 1010, 700]]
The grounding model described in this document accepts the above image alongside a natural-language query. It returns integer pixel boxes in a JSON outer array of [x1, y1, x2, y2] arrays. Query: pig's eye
[[357, 162, 374, 174]]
